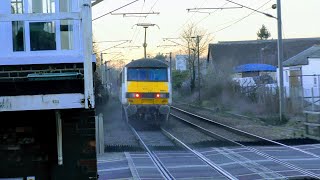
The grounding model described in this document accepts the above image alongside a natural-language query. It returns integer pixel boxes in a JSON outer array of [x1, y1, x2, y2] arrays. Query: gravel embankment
[[170, 108, 254, 142], [173, 103, 305, 140]]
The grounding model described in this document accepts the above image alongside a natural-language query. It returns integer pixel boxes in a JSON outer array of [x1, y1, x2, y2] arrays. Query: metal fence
[[233, 75, 320, 139]]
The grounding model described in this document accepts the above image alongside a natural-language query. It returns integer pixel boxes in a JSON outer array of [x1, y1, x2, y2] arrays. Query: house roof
[[126, 58, 168, 68], [309, 47, 320, 58], [209, 37, 320, 67], [283, 45, 320, 67], [234, 64, 276, 73]]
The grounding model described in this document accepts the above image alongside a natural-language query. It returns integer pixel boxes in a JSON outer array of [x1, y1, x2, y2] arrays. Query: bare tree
[[180, 23, 213, 92]]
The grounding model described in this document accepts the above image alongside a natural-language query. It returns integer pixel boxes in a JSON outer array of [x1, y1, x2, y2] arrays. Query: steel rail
[[161, 128, 238, 180], [129, 125, 175, 180], [170, 110, 320, 179], [171, 106, 320, 159]]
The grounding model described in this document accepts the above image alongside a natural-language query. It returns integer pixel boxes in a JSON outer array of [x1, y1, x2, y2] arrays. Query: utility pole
[[143, 27, 147, 58], [134, 23, 160, 59], [188, 41, 191, 75], [197, 36, 201, 104], [169, 52, 172, 78], [100, 53, 105, 86], [277, 0, 284, 121], [165, 52, 173, 83]]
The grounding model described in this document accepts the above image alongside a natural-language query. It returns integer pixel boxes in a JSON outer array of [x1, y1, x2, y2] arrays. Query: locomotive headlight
[[126, 93, 141, 98], [155, 93, 167, 98]]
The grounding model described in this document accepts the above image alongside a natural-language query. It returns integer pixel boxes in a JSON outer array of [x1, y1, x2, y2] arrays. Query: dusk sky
[[92, 0, 320, 62]]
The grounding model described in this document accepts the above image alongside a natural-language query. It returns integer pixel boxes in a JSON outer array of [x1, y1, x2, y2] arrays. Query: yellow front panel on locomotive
[[127, 81, 169, 93], [127, 81, 169, 105], [127, 98, 168, 105]]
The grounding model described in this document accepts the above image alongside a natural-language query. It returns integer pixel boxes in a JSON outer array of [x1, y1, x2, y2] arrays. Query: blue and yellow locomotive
[[120, 58, 172, 125]]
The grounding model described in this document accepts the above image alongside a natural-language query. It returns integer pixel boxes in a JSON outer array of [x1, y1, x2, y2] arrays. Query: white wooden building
[[0, 0, 98, 179], [0, 0, 94, 111], [279, 45, 320, 100]]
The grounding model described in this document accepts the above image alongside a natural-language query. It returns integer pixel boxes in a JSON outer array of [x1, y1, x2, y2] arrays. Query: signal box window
[[11, 0, 23, 14], [29, 0, 55, 13], [12, 21, 25, 51], [30, 22, 56, 51], [60, 0, 72, 12], [60, 20, 73, 50]]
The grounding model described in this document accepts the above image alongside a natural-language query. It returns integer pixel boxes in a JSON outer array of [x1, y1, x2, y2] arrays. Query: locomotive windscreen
[[127, 68, 168, 81]]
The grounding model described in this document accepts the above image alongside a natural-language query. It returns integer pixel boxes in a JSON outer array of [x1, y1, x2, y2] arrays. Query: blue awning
[[234, 63, 276, 73]]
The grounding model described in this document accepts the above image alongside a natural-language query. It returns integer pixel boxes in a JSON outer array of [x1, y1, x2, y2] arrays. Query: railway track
[[130, 120, 293, 179], [170, 106, 320, 179], [129, 125, 176, 179], [129, 123, 239, 180]]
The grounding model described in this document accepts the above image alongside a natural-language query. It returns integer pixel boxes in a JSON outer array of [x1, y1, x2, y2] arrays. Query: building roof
[[209, 37, 320, 67], [126, 58, 168, 68], [234, 64, 276, 73], [309, 47, 320, 58], [283, 45, 320, 67]]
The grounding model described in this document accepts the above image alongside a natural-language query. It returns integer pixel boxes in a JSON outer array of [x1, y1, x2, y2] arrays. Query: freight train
[[119, 58, 172, 125]]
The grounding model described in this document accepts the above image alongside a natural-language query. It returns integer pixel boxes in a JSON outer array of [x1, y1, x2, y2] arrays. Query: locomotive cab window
[[127, 68, 168, 82]]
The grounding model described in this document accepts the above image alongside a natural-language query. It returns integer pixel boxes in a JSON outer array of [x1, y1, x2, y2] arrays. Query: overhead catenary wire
[[92, 0, 140, 21], [111, 12, 160, 17], [187, 6, 242, 12], [129, 0, 161, 59], [110, 0, 145, 60], [98, 41, 130, 53], [225, 0, 276, 19], [210, 0, 273, 34], [159, 0, 272, 53], [154, 0, 208, 54], [129, 0, 147, 47], [157, 2, 228, 54], [172, 0, 209, 35], [93, 40, 131, 44], [193, 2, 229, 27], [131, 0, 160, 45]]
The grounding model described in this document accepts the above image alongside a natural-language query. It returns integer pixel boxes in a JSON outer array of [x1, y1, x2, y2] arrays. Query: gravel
[[166, 116, 216, 145], [172, 103, 304, 140], [170, 108, 254, 142], [97, 100, 140, 149]]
